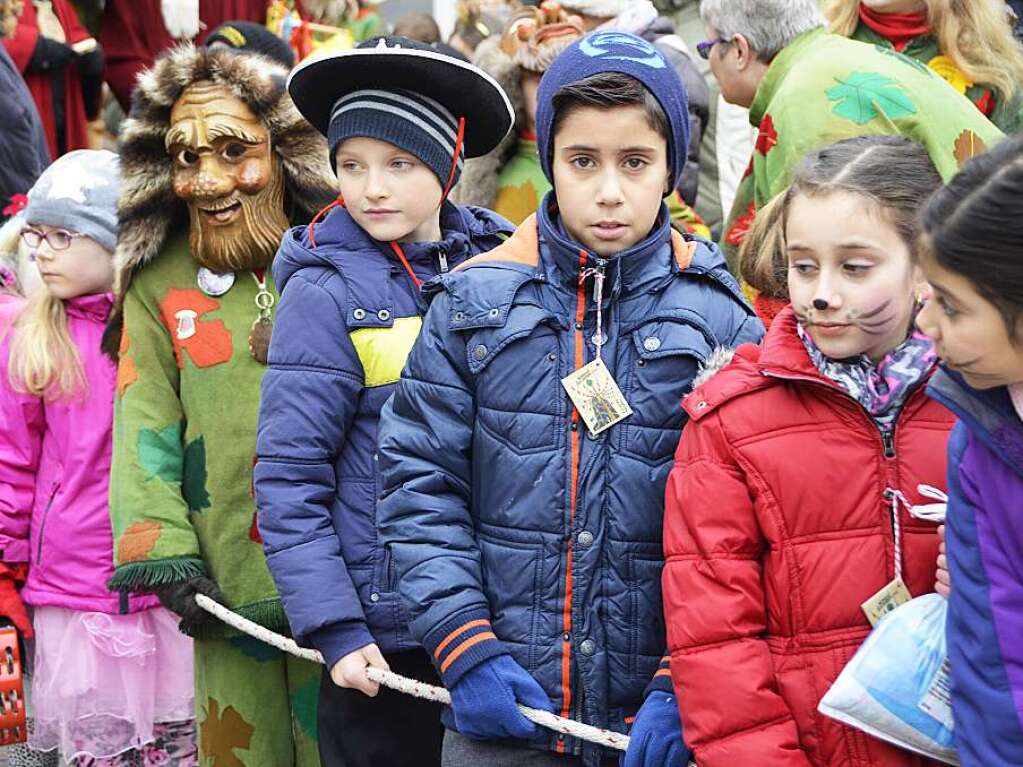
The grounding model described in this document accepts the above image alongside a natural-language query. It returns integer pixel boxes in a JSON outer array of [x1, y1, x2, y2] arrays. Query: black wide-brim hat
[[288, 36, 515, 159]]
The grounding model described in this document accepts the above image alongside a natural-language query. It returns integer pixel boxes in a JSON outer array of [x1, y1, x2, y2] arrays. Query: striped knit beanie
[[327, 88, 465, 188]]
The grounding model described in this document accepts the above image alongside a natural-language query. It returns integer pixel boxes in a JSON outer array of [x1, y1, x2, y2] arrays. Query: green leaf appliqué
[[138, 423, 184, 482], [826, 71, 918, 125], [183, 435, 211, 512]]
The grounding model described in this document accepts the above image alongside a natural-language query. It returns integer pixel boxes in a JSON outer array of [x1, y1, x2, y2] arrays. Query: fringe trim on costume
[[107, 557, 207, 592]]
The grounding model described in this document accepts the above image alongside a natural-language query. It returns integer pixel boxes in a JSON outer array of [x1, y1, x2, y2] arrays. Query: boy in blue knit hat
[[254, 36, 515, 767], [376, 31, 764, 767]]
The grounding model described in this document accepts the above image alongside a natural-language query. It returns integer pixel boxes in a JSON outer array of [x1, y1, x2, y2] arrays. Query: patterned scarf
[[799, 325, 937, 431]]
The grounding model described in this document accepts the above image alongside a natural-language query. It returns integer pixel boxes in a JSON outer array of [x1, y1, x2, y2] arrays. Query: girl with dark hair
[[662, 135, 953, 766], [915, 133, 1023, 767]]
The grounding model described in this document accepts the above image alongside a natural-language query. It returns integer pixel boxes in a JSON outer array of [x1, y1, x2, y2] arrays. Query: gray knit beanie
[[25, 150, 120, 253]]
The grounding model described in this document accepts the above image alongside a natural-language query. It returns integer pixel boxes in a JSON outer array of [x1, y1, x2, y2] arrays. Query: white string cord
[[194, 594, 632, 752]]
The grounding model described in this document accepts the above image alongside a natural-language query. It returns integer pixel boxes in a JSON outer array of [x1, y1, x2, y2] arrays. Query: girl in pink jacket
[[0, 151, 196, 766]]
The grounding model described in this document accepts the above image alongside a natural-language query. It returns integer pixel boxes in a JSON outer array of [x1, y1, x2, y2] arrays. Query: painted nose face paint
[[813, 299, 830, 311]]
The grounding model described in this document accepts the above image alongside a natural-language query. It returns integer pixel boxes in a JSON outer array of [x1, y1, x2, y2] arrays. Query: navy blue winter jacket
[[255, 201, 513, 668], [376, 198, 764, 762]]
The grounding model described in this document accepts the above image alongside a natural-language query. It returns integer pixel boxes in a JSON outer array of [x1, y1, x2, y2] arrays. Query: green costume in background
[[104, 44, 337, 767], [850, 21, 1023, 134], [722, 28, 1004, 268]]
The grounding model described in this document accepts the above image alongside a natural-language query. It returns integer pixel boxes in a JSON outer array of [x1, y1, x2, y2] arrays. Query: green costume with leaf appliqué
[[110, 232, 283, 628], [110, 233, 322, 767], [850, 21, 1023, 134], [722, 28, 1004, 269]]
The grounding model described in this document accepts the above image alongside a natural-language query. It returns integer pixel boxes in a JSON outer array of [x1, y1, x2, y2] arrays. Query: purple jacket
[[0, 295, 156, 613], [927, 369, 1023, 766]]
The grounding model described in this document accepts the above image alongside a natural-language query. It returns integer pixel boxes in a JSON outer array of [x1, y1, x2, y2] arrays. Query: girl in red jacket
[[662, 135, 953, 767]]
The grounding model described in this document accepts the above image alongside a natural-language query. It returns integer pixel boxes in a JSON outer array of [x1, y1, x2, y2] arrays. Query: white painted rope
[[195, 594, 631, 752]]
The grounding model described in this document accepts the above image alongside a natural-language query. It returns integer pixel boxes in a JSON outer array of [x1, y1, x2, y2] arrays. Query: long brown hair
[[825, 0, 1023, 103]]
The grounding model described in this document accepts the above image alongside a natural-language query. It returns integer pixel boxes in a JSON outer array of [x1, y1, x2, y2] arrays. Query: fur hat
[[454, 3, 582, 209], [104, 43, 336, 355]]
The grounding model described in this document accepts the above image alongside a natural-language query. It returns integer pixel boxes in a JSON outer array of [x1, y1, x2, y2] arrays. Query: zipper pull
[[437, 247, 449, 274], [882, 430, 896, 458]]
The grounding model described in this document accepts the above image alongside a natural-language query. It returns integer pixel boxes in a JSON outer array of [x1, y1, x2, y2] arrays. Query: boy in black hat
[[375, 31, 762, 767], [253, 36, 515, 767]]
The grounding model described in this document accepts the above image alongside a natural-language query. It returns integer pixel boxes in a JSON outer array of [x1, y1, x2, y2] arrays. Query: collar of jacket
[[928, 368, 1023, 480], [66, 292, 114, 323], [536, 193, 678, 297], [749, 27, 827, 127], [397, 202, 479, 270], [685, 306, 860, 420]]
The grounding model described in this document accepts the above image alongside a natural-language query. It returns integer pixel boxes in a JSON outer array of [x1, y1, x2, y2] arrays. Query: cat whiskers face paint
[[847, 299, 898, 336]]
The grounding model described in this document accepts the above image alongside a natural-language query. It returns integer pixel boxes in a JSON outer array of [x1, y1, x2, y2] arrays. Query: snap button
[[696, 401, 708, 410], [580, 639, 595, 656], [547, 353, 556, 362], [643, 336, 661, 352], [577, 530, 593, 548], [370, 592, 380, 602], [591, 332, 605, 346], [562, 632, 570, 642], [575, 321, 583, 331], [488, 308, 500, 318], [570, 422, 579, 431], [637, 359, 646, 367], [472, 344, 488, 361], [454, 311, 465, 321], [353, 308, 366, 320], [377, 309, 390, 321]]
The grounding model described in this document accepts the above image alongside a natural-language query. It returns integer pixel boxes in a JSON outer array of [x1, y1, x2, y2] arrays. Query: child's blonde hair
[[826, 0, 1023, 103], [7, 290, 87, 401]]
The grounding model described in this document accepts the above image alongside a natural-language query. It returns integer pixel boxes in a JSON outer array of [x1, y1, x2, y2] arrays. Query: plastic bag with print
[[819, 593, 958, 765]]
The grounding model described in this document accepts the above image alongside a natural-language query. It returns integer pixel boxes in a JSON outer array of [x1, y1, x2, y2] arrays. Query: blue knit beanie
[[536, 31, 689, 190], [327, 88, 465, 188]]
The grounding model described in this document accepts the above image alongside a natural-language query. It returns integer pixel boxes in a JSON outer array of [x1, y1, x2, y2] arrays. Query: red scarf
[[858, 4, 931, 52]]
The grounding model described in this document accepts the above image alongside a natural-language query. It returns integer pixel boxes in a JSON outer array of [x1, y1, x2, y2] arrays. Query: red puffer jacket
[[663, 308, 952, 767]]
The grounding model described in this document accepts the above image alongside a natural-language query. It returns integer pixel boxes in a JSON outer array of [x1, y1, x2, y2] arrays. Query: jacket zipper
[[761, 370, 932, 576], [558, 249, 593, 752], [35, 483, 60, 563]]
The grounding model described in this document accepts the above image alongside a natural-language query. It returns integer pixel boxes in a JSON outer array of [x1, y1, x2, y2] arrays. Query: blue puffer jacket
[[377, 198, 764, 762], [255, 201, 513, 668]]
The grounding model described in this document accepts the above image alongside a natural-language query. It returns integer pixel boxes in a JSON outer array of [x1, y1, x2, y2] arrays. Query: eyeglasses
[[20, 228, 84, 251], [696, 37, 731, 60]]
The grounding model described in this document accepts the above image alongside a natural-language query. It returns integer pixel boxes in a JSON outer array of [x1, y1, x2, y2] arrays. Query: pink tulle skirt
[[29, 605, 195, 761]]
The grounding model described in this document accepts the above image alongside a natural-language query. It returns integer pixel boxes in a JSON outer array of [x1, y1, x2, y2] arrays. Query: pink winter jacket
[[0, 294, 156, 613]]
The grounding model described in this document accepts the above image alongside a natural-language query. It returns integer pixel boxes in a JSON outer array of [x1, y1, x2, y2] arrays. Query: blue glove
[[621, 692, 691, 767], [449, 654, 554, 740]]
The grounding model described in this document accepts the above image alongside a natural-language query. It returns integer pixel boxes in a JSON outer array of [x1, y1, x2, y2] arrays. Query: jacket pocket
[[622, 319, 709, 463], [469, 306, 562, 455], [35, 482, 61, 565], [627, 552, 667, 676], [476, 530, 544, 657]]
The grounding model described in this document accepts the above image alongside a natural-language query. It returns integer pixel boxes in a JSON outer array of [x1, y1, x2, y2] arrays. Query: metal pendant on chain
[[249, 272, 275, 365]]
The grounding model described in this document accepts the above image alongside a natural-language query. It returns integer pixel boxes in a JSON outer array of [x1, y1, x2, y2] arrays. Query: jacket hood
[[928, 369, 1023, 479], [273, 202, 512, 294]]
